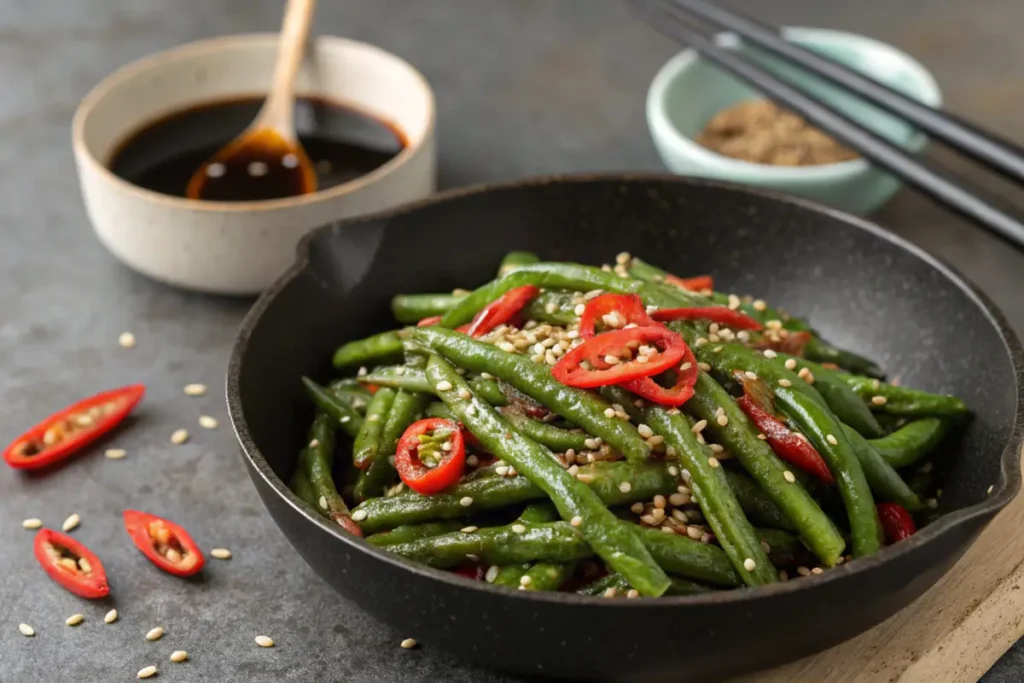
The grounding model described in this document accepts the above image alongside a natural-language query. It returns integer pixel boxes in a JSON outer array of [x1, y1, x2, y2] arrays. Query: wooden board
[[735, 443, 1024, 683]]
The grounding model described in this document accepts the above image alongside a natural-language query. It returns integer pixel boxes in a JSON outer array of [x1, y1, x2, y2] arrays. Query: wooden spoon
[[186, 0, 318, 202]]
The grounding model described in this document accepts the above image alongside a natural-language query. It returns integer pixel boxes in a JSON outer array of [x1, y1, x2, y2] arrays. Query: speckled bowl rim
[[71, 33, 435, 213], [227, 172, 1024, 609], [646, 27, 943, 179]]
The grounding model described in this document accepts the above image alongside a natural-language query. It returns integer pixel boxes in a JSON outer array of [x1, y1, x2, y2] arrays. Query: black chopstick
[[627, 0, 1024, 250], [670, 0, 1024, 187]]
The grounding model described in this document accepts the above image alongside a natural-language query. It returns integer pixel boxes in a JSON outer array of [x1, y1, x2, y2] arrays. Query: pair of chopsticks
[[628, 0, 1024, 249]]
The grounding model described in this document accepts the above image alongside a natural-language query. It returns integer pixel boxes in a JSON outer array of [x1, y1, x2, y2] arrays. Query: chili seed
[[171, 429, 189, 445], [104, 609, 118, 624], [183, 383, 207, 397], [199, 415, 218, 430], [137, 666, 157, 679], [65, 614, 84, 626], [351, 509, 368, 521], [62, 513, 80, 532], [19, 623, 35, 637], [743, 558, 756, 572], [871, 395, 888, 406], [211, 548, 232, 560], [401, 638, 417, 649], [744, 371, 757, 380], [22, 518, 42, 530], [255, 635, 274, 648], [170, 650, 188, 663], [145, 627, 164, 641], [105, 448, 127, 459]]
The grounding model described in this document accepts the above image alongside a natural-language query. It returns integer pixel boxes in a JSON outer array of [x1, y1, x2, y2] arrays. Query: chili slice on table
[[123, 510, 205, 577], [877, 502, 917, 544], [465, 285, 539, 337], [34, 529, 109, 599], [651, 307, 763, 331], [579, 293, 653, 339], [552, 326, 685, 389], [395, 418, 467, 495], [664, 274, 713, 292], [4, 384, 145, 470], [735, 373, 835, 485]]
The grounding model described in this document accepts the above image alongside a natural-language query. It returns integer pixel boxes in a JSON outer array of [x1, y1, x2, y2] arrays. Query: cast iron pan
[[227, 174, 1024, 683]]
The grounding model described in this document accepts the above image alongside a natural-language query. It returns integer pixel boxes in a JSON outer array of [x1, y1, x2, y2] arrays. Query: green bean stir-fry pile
[[291, 251, 969, 598]]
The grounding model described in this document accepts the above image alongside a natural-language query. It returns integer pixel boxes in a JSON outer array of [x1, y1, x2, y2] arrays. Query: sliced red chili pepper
[[33, 529, 109, 599], [123, 510, 205, 577], [579, 294, 653, 339], [465, 285, 539, 337], [877, 502, 918, 544], [735, 374, 835, 485], [753, 330, 812, 356], [651, 307, 763, 331], [552, 326, 686, 389], [452, 562, 485, 581], [621, 343, 699, 407], [664, 274, 713, 292], [4, 384, 145, 470], [417, 315, 443, 327], [395, 418, 467, 495]]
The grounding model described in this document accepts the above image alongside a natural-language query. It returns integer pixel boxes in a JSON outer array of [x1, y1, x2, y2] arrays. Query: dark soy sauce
[[109, 95, 405, 202]]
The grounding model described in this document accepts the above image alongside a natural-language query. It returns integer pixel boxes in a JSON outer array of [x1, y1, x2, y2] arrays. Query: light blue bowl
[[646, 27, 942, 214]]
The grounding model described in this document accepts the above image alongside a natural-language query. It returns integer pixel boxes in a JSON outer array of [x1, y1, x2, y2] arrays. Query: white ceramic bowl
[[73, 34, 436, 295]]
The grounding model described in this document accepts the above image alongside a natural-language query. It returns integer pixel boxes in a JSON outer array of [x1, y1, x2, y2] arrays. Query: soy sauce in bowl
[[108, 95, 405, 202]]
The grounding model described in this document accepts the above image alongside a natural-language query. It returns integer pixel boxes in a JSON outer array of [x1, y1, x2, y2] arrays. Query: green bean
[[644, 405, 776, 586], [328, 379, 373, 412], [425, 354, 670, 597], [352, 387, 397, 469], [599, 385, 646, 423], [469, 377, 508, 405], [300, 413, 360, 534], [439, 262, 642, 327], [366, 521, 464, 547], [686, 372, 844, 565], [332, 330, 405, 368], [635, 527, 742, 587], [869, 418, 951, 468], [301, 377, 363, 438], [499, 408, 590, 452], [801, 337, 884, 379], [425, 401, 455, 420], [354, 389, 430, 501], [492, 504, 566, 590], [721, 470, 797, 531], [498, 250, 540, 276], [289, 465, 320, 512], [518, 561, 578, 591], [522, 290, 579, 326], [756, 528, 807, 568], [835, 373, 970, 417], [392, 293, 467, 324], [770, 354, 882, 438], [357, 366, 509, 407], [577, 572, 716, 597], [840, 425, 922, 511], [411, 327, 652, 462]]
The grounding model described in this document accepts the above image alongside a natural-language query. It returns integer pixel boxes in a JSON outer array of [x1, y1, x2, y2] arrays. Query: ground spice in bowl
[[696, 100, 859, 166]]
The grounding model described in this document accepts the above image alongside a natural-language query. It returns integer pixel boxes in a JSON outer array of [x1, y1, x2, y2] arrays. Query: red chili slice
[[466, 285, 540, 337], [735, 374, 835, 484], [651, 307, 763, 331], [123, 510, 205, 577], [395, 418, 467, 495], [552, 326, 686, 389], [452, 562, 486, 581], [579, 293, 653, 339], [33, 529, 109, 599], [4, 385, 145, 470], [664, 274, 713, 292], [417, 316, 443, 327], [877, 502, 918, 544], [621, 343, 699, 407]]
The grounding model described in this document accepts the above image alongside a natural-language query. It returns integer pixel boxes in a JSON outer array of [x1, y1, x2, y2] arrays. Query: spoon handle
[[258, 0, 317, 137]]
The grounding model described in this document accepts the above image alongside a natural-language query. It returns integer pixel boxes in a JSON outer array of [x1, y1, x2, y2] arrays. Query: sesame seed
[[480, 372, 494, 380], [727, 294, 741, 310], [797, 566, 811, 577], [459, 496, 474, 508], [826, 434, 838, 446], [763, 349, 777, 359], [211, 548, 232, 560], [340, 416, 351, 424], [690, 419, 707, 434], [603, 587, 617, 598], [651, 508, 666, 521], [926, 498, 939, 509], [626, 589, 640, 599], [577, 473, 595, 483], [753, 299, 767, 311], [743, 558, 756, 572], [145, 627, 164, 641], [309, 439, 321, 449], [22, 518, 42, 530], [783, 471, 796, 483], [708, 457, 720, 468], [698, 362, 712, 372], [988, 485, 995, 495], [667, 492, 686, 506], [811, 567, 825, 575], [573, 304, 586, 316], [686, 526, 704, 540], [19, 623, 35, 637], [170, 650, 188, 663], [171, 428, 189, 445], [584, 438, 599, 450], [511, 524, 526, 534], [603, 408, 617, 418], [694, 337, 708, 347], [351, 509, 368, 521], [570, 516, 583, 527], [871, 395, 888, 406], [62, 513, 80, 532], [197, 415, 219, 430], [666, 446, 677, 457], [798, 367, 815, 383], [457, 388, 471, 400], [461, 526, 479, 533], [465, 405, 477, 416], [714, 413, 729, 427], [636, 424, 654, 439], [661, 525, 675, 534], [357, 366, 368, 377], [137, 665, 157, 679], [744, 371, 757, 380], [667, 465, 679, 476], [618, 482, 632, 493], [784, 358, 797, 370], [777, 379, 792, 388], [183, 383, 207, 397], [498, 341, 517, 353], [519, 575, 533, 588], [496, 466, 510, 476], [485, 565, 500, 583], [255, 635, 274, 648], [105, 447, 127, 459], [435, 381, 452, 392], [119, 332, 136, 348], [757, 433, 767, 440], [104, 609, 118, 624]]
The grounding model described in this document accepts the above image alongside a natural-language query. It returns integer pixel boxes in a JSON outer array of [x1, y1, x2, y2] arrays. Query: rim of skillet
[[227, 171, 1024, 608]]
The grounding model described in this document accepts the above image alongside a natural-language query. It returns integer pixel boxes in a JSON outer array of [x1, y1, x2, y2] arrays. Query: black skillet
[[227, 174, 1024, 682]]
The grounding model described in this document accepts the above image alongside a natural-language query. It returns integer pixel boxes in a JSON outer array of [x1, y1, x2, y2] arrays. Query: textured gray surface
[[2, 0, 1024, 681]]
